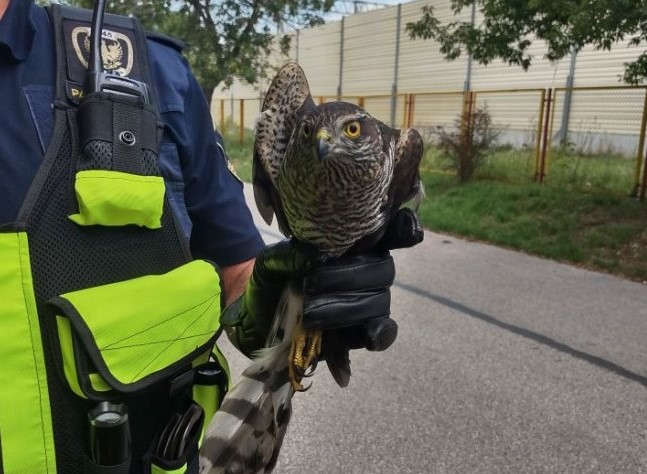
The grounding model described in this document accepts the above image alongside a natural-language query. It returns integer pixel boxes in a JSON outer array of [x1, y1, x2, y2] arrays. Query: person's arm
[[220, 258, 255, 307]]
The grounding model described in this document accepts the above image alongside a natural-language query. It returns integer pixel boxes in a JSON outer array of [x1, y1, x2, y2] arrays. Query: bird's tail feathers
[[199, 348, 294, 473], [199, 284, 302, 473]]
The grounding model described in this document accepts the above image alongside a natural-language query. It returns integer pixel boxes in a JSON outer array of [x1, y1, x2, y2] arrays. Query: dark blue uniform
[[0, 0, 264, 267]]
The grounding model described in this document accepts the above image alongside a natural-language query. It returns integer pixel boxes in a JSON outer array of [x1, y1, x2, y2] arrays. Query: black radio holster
[[77, 90, 162, 176], [57, 5, 164, 180]]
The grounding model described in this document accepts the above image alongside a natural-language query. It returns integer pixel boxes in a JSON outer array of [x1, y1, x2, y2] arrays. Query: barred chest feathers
[[277, 121, 396, 258]]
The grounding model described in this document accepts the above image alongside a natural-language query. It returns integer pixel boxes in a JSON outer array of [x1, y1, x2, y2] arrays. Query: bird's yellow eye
[[343, 121, 361, 139]]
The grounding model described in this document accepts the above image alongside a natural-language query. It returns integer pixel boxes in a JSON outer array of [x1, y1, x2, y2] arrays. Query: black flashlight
[[88, 402, 131, 466]]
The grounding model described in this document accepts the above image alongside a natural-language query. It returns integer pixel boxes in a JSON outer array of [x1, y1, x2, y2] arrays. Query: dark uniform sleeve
[[181, 73, 265, 266], [147, 38, 265, 267]]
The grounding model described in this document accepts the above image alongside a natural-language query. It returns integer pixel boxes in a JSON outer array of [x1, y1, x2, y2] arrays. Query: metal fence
[[213, 85, 647, 200]]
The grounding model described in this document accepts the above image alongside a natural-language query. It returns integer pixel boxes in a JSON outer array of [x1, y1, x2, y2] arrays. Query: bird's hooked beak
[[315, 128, 331, 159]]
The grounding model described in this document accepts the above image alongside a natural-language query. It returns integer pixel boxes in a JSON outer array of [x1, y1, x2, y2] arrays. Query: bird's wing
[[387, 126, 424, 212], [253, 62, 315, 236], [345, 125, 424, 255]]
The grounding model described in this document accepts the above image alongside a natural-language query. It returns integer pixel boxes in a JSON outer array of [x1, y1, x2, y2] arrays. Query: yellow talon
[[305, 330, 322, 368], [289, 325, 322, 392]]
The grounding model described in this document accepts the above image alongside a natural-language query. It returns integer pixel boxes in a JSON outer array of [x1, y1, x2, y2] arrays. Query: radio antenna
[[87, 0, 107, 93]]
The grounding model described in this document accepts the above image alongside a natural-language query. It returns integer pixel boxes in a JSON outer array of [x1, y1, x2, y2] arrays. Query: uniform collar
[[0, 0, 37, 62]]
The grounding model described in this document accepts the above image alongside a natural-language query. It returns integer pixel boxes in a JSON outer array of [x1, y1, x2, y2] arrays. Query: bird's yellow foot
[[289, 326, 322, 391]]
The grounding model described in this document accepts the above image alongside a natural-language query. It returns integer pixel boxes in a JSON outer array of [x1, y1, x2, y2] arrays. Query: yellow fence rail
[[213, 85, 647, 200]]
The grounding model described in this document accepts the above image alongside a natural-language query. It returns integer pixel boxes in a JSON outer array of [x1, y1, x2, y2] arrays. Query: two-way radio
[[87, 0, 150, 101]]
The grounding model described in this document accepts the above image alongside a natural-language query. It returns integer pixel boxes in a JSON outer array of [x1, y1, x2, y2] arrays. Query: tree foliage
[[68, 0, 335, 101], [406, 0, 647, 84]]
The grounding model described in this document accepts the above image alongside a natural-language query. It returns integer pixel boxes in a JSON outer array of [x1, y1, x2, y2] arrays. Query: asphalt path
[[217, 184, 647, 474]]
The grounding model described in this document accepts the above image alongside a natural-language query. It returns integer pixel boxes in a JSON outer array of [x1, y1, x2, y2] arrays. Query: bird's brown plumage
[[199, 62, 423, 474], [254, 62, 423, 258]]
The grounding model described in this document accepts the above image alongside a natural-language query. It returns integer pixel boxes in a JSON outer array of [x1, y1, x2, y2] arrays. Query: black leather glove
[[221, 208, 423, 357], [304, 207, 424, 353], [302, 252, 396, 351], [220, 240, 312, 357]]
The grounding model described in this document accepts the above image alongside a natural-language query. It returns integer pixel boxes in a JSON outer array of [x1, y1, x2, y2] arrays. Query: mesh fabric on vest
[[79, 140, 159, 175], [26, 123, 191, 473]]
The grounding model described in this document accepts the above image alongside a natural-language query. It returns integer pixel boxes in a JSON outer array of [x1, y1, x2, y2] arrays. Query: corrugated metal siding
[[398, 0, 470, 92], [564, 87, 645, 155], [568, 89, 644, 135], [413, 92, 465, 130], [211, 94, 263, 130], [298, 22, 342, 96], [213, 78, 260, 100], [362, 96, 395, 125], [469, 4, 573, 91], [473, 90, 547, 149], [470, 41, 572, 91], [210, 0, 646, 153], [342, 6, 399, 95], [573, 40, 641, 88]]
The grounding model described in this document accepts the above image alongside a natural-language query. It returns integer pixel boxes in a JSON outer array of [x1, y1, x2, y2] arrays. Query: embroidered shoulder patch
[[217, 143, 243, 184]]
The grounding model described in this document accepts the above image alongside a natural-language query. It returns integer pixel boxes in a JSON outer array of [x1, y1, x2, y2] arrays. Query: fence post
[[641, 144, 647, 201], [534, 89, 546, 181], [633, 88, 647, 197], [220, 99, 225, 134], [337, 17, 345, 100], [358, 97, 365, 108], [537, 88, 554, 184], [402, 94, 410, 129], [558, 47, 578, 146], [229, 93, 234, 131], [546, 88, 558, 174], [239, 99, 245, 145], [411, 94, 416, 128], [390, 3, 402, 128], [405, 94, 416, 128], [461, 91, 475, 149], [461, 91, 475, 136]]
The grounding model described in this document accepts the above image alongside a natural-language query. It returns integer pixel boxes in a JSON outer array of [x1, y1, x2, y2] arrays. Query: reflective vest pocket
[[68, 170, 165, 229], [47, 260, 222, 400]]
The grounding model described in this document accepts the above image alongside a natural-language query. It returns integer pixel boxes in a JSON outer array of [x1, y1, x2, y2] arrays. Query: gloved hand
[[304, 207, 424, 353], [220, 239, 312, 357], [302, 252, 396, 351], [220, 208, 423, 357]]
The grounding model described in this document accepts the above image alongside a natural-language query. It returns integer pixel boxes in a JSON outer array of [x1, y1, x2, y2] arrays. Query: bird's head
[[296, 102, 383, 165]]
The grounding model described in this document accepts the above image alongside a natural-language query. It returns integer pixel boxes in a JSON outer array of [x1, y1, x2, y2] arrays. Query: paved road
[[218, 185, 647, 473]]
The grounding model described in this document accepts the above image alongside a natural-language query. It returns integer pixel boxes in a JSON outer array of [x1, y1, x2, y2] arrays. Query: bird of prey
[[199, 62, 423, 474]]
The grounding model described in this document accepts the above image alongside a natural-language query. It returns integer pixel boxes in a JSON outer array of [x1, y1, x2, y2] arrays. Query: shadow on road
[[396, 280, 647, 388]]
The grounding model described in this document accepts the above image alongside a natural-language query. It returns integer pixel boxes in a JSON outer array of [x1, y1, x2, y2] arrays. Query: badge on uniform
[[62, 18, 142, 103], [72, 26, 134, 77]]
